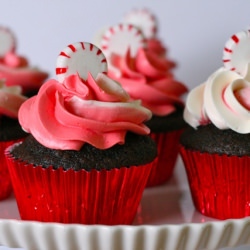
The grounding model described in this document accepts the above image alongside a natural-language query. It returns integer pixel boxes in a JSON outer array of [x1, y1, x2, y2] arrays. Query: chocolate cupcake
[[0, 81, 27, 200], [5, 42, 157, 225], [0, 26, 48, 96], [180, 29, 250, 219], [100, 21, 187, 187]]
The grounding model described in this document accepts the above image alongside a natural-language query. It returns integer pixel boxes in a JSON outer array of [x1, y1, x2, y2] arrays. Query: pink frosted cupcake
[[180, 29, 250, 219], [0, 26, 48, 96], [100, 23, 187, 187], [0, 81, 27, 200], [5, 42, 157, 224]]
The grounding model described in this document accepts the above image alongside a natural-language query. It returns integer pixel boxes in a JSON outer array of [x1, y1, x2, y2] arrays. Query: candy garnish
[[223, 30, 250, 77], [101, 23, 146, 59], [0, 26, 16, 57], [123, 8, 157, 39], [56, 42, 107, 82]]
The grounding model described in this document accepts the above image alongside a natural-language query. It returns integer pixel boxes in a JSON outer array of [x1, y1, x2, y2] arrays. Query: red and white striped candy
[[223, 30, 250, 76], [56, 42, 107, 82], [0, 26, 16, 57], [123, 9, 157, 39], [101, 23, 146, 59]]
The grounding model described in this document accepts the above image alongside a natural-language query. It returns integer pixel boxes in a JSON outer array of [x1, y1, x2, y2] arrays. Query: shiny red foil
[[147, 130, 183, 187], [0, 139, 24, 200], [5, 143, 155, 225], [180, 145, 250, 220]]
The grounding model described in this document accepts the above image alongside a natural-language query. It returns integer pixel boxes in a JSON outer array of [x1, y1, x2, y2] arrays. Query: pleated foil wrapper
[[146, 130, 183, 187], [5, 143, 155, 225], [180, 144, 250, 220], [0, 139, 24, 200]]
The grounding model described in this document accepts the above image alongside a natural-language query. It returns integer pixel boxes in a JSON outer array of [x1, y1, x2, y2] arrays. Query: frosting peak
[[3, 51, 28, 68], [109, 47, 187, 116], [19, 73, 152, 150], [0, 81, 27, 118], [0, 51, 48, 95], [184, 67, 250, 133]]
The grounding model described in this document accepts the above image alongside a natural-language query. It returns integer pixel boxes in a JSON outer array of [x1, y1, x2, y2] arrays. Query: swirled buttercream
[[0, 51, 48, 94], [19, 73, 152, 150], [108, 48, 187, 116], [146, 38, 176, 69], [0, 80, 27, 118], [184, 65, 250, 133]]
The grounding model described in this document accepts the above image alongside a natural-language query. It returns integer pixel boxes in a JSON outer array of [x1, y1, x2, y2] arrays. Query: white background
[[1, 0, 250, 90]]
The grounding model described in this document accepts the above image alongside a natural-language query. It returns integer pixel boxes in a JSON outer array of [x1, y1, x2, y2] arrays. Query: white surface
[[0, 158, 249, 250], [0, 1, 249, 89]]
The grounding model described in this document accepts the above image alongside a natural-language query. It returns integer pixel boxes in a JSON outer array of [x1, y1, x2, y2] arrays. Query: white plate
[[0, 157, 249, 250]]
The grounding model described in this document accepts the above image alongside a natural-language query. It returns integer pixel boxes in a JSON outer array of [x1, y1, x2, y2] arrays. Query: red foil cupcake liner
[[5, 143, 155, 225], [180, 145, 250, 220], [147, 130, 183, 187], [0, 139, 24, 200]]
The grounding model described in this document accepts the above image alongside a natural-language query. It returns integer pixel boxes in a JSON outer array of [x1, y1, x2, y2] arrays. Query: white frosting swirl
[[184, 65, 250, 133]]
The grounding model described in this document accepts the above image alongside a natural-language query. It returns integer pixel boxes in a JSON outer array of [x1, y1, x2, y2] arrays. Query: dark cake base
[[145, 108, 187, 133], [11, 133, 157, 171], [0, 116, 27, 141], [180, 123, 250, 156]]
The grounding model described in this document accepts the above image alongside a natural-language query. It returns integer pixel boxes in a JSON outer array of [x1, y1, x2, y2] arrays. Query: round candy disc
[[92, 26, 109, 48], [223, 30, 250, 76], [0, 26, 16, 57], [123, 9, 157, 39], [56, 42, 107, 82], [101, 23, 145, 59]]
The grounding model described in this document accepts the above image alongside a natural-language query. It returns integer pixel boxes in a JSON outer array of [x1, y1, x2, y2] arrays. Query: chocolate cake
[[0, 116, 27, 141], [180, 123, 250, 156], [145, 107, 187, 133], [11, 132, 157, 171]]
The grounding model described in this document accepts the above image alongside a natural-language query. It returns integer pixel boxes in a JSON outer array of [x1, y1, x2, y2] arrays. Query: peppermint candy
[[56, 42, 107, 82], [101, 23, 146, 59], [0, 26, 16, 57], [123, 8, 157, 39], [223, 30, 250, 77]]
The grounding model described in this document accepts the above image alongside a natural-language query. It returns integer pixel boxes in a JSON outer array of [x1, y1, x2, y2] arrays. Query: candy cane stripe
[[232, 35, 239, 43], [224, 47, 232, 53], [59, 52, 70, 58], [96, 49, 102, 55], [56, 67, 67, 74], [80, 42, 85, 50], [68, 44, 76, 52]]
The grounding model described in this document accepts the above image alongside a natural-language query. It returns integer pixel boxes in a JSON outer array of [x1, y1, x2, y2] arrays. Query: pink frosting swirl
[[146, 38, 176, 69], [19, 73, 152, 150], [0, 81, 27, 118], [0, 52, 48, 94], [109, 48, 187, 116]]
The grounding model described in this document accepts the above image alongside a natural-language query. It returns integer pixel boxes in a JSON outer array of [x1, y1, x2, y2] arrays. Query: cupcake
[[100, 23, 187, 187], [0, 80, 27, 200], [180, 29, 250, 219], [5, 42, 157, 224], [0, 26, 48, 96]]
